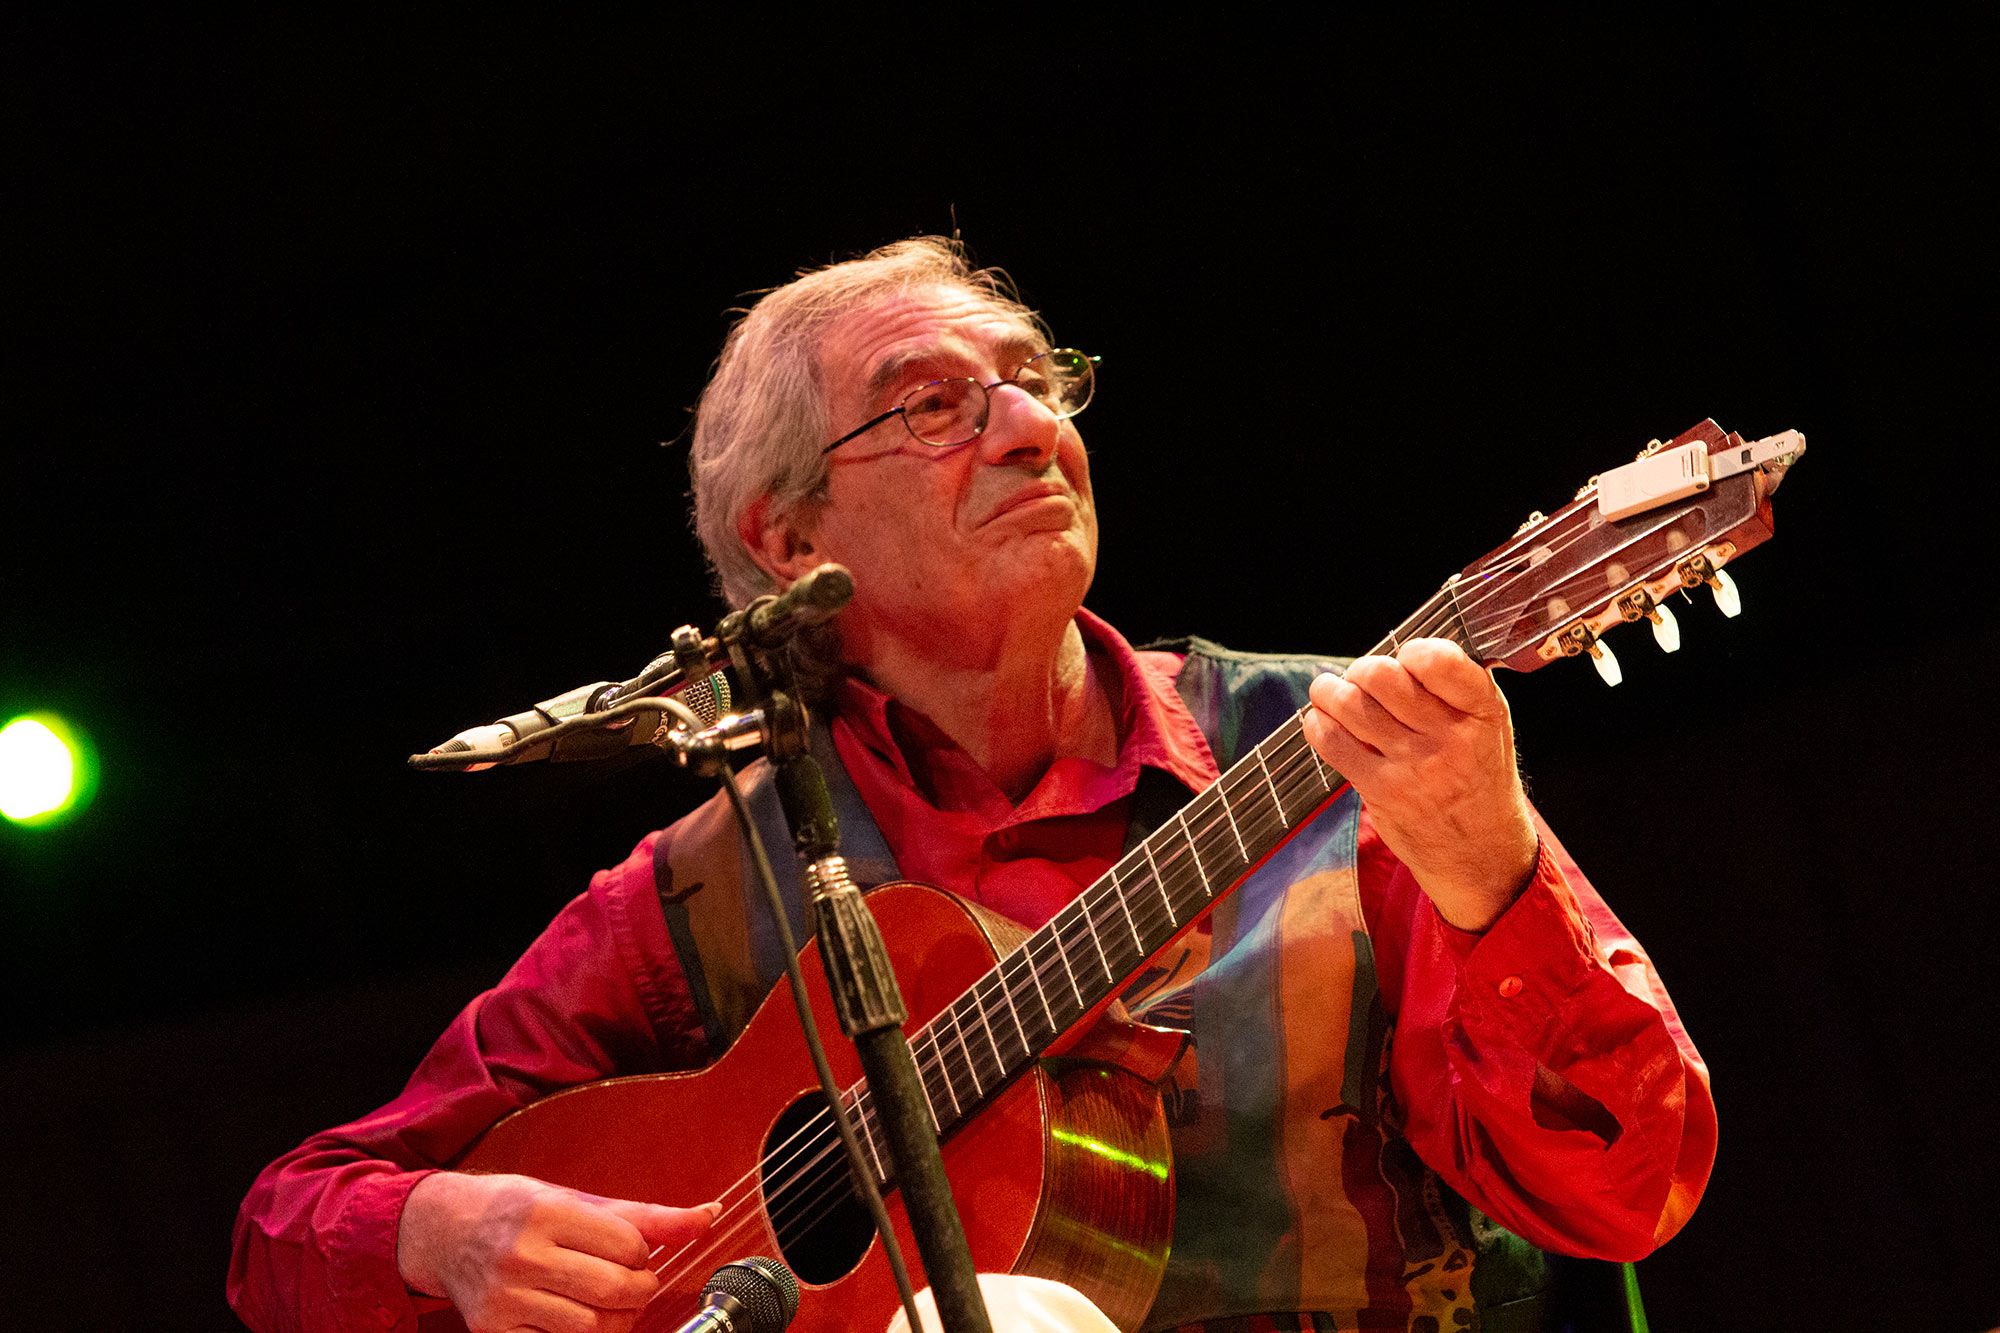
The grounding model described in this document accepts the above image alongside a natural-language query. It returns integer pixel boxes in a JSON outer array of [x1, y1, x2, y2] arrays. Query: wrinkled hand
[[397, 1170, 721, 1333], [1303, 638, 1538, 931]]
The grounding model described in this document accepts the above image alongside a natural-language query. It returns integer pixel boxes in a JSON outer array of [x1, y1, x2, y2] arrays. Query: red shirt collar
[[831, 608, 1219, 822]]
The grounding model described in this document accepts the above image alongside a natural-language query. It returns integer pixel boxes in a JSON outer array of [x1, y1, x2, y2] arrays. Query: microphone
[[425, 671, 730, 769], [670, 1256, 800, 1333], [742, 564, 854, 649]]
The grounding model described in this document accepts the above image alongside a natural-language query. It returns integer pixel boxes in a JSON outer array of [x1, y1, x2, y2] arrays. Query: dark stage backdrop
[[4, 16, 1995, 1331]]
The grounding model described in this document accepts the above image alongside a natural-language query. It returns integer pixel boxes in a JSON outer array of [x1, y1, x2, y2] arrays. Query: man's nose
[[975, 383, 1062, 469]]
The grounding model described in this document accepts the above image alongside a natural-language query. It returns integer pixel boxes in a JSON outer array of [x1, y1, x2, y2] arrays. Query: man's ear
[[738, 494, 822, 584]]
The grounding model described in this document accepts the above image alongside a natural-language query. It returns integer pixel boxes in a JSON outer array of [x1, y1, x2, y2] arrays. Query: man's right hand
[[397, 1170, 722, 1333]]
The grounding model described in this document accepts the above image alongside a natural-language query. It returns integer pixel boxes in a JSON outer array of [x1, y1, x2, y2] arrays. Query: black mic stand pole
[[719, 593, 993, 1333]]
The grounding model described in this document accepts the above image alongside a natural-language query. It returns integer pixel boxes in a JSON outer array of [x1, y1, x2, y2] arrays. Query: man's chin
[[988, 537, 1095, 613]]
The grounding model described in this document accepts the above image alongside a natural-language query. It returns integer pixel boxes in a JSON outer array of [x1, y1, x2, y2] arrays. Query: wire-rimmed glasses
[[820, 348, 1098, 455]]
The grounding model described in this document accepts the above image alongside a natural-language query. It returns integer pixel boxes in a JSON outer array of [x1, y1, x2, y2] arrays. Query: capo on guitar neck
[[1597, 429, 1806, 521]]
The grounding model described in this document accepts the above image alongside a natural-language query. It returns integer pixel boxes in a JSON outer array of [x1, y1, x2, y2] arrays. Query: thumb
[[600, 1198, 723, 1251]]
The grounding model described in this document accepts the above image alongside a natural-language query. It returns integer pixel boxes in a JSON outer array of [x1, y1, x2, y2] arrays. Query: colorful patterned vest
[[653, 640, 1568, 1331]]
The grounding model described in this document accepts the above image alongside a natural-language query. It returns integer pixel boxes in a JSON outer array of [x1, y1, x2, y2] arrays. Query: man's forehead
[[823, 288, 1042, 396]]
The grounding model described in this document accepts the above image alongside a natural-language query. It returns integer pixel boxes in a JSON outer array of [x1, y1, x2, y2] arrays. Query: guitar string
[[1342, 485, 1695, 652], [637, 716, 1358, 1268], [662, 736, 1338, 1291], [642, 717, 1338, 1278], [649, 724, 1341, 1285], [662, 606, 1645, 1282], [644, 775, 1318, 1275], [645, 489, 1709, 1282], [683, 669, 1593, 1287], [1453, 503, 1704, 640]]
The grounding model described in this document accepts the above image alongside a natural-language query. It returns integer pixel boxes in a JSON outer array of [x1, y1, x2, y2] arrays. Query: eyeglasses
[[820, 348, 1098, 455]]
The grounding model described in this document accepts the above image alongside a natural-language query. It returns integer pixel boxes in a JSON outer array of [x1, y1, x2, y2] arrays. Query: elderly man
[[231, 238, 1714, 1332]]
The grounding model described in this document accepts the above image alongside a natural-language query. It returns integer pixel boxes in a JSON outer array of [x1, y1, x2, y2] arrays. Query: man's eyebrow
[[863, 333, 1050, 404], [993, 331, 1047, 366], [864, 348, 933, 404]]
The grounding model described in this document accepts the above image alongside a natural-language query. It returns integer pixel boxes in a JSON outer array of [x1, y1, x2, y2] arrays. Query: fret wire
[[1267, 727, 1315, 820], [1191, 791, 1244, 881], [912, 1036, 943, 1131], [948, 1005, 982, 1099], [933, 1024, 966, 1115], [1013, 939, 1057, 1031], [1176, 809, 1212, 897], [1289, 741, 1322, 816], [1283, 732, 1334, 813], [969, 983, 1006, 1071], [992, 956, 1032, 1053], [1045, 922, 1086, 1007], [1182, 789, 1231, 874], [1215, 775, 1250, 861], [1107, 863, 1145, 950], [1075, 894, 1115, 980], [1256, 740, 1304, 816], [1016, 944, 1048, 1024], [1254, 745, 1289, 828], [1306, 719, 1334, 791], [1284, 754, 1331, 820], [1141, 838, 1177, 926], [854, 1093, 886, 1181]]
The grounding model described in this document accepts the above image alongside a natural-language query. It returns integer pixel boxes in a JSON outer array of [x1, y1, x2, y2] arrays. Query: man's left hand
[[1303, 639, 1538, 932]]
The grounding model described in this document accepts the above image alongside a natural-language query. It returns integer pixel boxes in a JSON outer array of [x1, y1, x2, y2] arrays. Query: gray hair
[[689, 237, 1045, 608]]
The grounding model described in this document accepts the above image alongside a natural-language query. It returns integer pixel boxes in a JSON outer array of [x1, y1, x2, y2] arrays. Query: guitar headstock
[[1448, 419, 1806, 683]]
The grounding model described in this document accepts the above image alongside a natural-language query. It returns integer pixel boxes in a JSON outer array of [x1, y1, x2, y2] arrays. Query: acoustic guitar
[[419, 420, 1804, 1333]]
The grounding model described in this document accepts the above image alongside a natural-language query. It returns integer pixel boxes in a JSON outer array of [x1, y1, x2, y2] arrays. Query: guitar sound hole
[[760, 1093, 875, 1285]]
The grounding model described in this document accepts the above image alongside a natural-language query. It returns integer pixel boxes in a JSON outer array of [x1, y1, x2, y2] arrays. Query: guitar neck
[[837, 596, 1475, 1175], [837, 418, 1803, 1178]]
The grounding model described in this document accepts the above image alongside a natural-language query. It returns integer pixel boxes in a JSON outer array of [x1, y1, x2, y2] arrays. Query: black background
[[4, 14, 1996, 1330]]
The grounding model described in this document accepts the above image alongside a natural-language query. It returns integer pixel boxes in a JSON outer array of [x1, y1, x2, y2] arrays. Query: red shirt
[[228, 614, 1715, 1331], [827, 614, 1218, 930]]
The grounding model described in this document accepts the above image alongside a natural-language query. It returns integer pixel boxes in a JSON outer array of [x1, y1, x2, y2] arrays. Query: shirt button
[[1497, 975, 1524, 998]]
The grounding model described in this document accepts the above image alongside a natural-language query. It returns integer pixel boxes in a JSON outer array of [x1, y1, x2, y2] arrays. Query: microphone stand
[[713, 590, 993, 1333]]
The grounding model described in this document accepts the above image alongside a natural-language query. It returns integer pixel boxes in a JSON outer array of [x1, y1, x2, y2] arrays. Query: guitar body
[[417, 882, 1177, 1333]]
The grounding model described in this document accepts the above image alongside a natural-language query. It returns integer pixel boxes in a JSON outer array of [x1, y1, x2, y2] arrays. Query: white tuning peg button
[[1649, 601, 1681, 652], [1709, 568, 1742, 618], [1589, 638, 1623, 687]]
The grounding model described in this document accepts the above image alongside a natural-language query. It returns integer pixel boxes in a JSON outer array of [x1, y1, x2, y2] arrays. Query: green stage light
[[0, 714, 97, 826]]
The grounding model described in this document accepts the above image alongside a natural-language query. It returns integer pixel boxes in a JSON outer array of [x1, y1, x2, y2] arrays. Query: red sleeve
[[1363, 804, 1717, 1261], [226, 830, 709, 1332]]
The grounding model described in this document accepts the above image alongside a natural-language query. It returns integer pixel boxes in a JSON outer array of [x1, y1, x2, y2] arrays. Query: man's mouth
[[981, 482, 1071, 526]]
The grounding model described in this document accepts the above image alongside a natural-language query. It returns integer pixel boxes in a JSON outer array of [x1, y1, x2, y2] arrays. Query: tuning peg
[[1590, 636, 1623, 686], [1649, 601, 1682, 652], [1709, 568, 1742, 618], [1614, 587, 1680, 653], [1554, 623, 1622, 685], [1676, 551, 1743, 619]]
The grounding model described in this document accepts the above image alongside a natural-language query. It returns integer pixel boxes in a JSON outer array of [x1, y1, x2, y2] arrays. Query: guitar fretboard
[[836, 590, 1479, 1185], [802, 420, 1794, 1193]]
